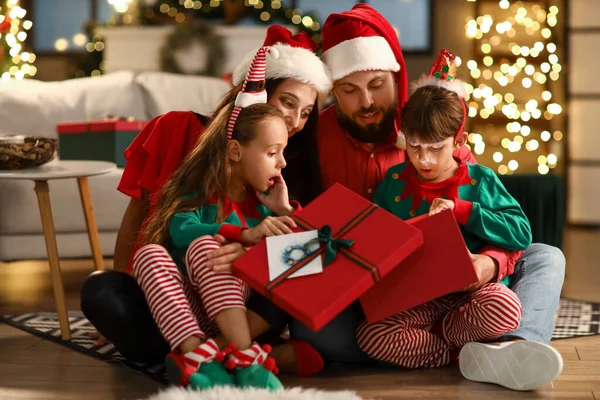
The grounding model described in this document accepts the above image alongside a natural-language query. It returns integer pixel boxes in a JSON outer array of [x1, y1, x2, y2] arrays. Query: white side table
[[0, 160, 117, 340]]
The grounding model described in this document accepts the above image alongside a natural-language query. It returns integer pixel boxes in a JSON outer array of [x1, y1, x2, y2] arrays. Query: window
[[296, 0, 432, 52], [31, 0, 113, 53]]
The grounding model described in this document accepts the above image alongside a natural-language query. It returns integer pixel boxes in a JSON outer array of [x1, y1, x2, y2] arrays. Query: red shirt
[[317, 105, 476, 201], [316, 104, 520, 281], [119, 111, 205, 200]]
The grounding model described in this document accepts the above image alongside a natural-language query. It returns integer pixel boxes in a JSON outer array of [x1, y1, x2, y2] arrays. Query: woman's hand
[[257, 175, 294, 216], [429, 198, 455, 216], [205, 234, 247, 273], [240, 216, 297, 244]]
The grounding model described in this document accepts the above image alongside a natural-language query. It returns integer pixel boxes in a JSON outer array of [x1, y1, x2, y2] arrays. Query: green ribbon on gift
[[317, 225, 355, 266]]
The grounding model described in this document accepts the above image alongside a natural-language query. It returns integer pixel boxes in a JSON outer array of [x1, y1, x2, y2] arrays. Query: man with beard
[[315, 5, 475, 202], [288, 3, 565, 391]]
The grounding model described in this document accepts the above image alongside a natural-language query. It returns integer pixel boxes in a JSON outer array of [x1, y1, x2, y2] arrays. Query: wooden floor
[[1, 227, 600, 400]]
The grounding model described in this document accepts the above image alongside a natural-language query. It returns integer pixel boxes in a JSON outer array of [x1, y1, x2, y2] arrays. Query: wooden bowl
[[0, 136, 58, 170]]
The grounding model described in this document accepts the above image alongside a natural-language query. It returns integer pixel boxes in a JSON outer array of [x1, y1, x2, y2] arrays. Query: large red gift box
[[360, 209, 478, 323], [232, 183, 424, 332]]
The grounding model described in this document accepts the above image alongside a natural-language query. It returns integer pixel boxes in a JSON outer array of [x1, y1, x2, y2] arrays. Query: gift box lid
[[57, 119, 148, 134], [360, 209, 478, 323]]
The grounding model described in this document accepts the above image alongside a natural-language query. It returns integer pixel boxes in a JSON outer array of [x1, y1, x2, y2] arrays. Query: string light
[[464, 1, 562, 174], [0, 0, 35, 80]]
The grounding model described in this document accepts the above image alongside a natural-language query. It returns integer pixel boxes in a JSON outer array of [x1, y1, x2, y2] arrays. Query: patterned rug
[[1, 297, 599, 384], [0, 311, 167, 384]]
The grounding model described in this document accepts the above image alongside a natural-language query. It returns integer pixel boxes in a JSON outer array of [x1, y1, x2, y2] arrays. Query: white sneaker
[[459, 341, 563, 391]]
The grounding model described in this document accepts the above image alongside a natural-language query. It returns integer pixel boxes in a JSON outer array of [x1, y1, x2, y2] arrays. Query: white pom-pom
[[268, 47, 280, 59], [235, 91, 267, 108], [454, 56, 462, 67], [396, 132, 406, 149]]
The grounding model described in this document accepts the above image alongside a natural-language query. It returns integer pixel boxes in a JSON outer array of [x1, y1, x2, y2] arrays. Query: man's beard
[[336, 101, 398, 144]]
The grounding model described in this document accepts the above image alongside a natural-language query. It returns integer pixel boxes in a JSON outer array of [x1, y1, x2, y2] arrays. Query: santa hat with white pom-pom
[[227, 46, 279, 139]]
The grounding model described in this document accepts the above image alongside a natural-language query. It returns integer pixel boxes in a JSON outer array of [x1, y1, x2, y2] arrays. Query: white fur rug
[[142, 386, 366, 400]]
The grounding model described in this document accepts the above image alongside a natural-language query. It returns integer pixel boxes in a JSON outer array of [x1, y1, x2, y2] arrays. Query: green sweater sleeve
[[456, 168, 532, 251], [374, 169, 392, 212], [169, 208, 244, 249]]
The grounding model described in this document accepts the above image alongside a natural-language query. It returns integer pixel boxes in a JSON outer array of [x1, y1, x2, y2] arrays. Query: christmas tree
[[0, 0, 35, 80]]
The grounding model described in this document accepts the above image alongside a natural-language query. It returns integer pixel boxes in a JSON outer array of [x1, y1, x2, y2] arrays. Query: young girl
[[133, 47, 297, 391], [356, 50, 532, 372], [81, 26, 329, 375]]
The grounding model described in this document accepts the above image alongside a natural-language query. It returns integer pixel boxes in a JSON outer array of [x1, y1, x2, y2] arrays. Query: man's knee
[[522, 243, 566, 279]]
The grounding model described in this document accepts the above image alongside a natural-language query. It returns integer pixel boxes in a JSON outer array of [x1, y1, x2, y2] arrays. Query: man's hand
[[429, 198, 455, 216], [462, 250, 499, 292], [205, 234, 246, 273]]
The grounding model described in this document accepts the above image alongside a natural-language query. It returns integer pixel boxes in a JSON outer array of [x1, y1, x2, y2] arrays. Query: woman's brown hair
[[143, 102, 283, 247], [401, 85, 465, 144]]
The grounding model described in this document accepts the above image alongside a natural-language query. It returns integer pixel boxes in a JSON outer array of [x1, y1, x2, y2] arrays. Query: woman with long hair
[[80, 26, 330, 378]]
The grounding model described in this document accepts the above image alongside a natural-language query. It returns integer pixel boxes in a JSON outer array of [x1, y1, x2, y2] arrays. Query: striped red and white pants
[[133, 235, 250, 351], [357, 283, 522, 369]]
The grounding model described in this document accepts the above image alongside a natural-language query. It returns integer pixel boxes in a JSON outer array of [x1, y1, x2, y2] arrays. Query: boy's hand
[[240, 216, 297, 244], [461, 250, 499, 292], [257, 176, 294, 216], [429, 198, 455, 216]]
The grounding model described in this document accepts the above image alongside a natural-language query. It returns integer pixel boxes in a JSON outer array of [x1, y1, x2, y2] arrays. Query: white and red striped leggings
[[133, 235, 250, 351], [357, 283, 522, 369]]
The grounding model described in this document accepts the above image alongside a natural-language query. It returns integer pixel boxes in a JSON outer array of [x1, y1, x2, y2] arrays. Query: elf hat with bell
[[232, 25, 331, 94]]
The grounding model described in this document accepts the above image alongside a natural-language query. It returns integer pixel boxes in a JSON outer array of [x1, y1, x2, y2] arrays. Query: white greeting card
[[266, 230, 323, 281]]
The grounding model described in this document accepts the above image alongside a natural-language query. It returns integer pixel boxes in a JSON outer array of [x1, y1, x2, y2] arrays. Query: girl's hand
[[429, 198, 455, 216], [257, 175, 294, 216], [205, 234, 246, 273], [240, 216, 297, 244]]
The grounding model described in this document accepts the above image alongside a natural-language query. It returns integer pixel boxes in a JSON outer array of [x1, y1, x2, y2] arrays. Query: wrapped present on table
[[57, 118, 148, 167], [360, 209, 478, 323], [233, 183, 424, 332]]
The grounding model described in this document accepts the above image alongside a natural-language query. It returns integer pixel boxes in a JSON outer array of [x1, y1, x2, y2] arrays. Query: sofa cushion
[[135, 72, 232, 118], [0, 71, 146, 139], [0, 168, 128, 235]]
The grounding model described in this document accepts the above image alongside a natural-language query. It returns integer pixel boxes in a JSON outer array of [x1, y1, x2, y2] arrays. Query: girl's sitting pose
[[133, 47, 297, 391], [356, 50, 534, 378]]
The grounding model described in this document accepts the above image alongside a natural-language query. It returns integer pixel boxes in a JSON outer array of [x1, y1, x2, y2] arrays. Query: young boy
[[356, 49, 532, 372]]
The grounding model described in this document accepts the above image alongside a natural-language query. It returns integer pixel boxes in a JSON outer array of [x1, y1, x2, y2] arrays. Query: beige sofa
[[0, 71, 231, 260]]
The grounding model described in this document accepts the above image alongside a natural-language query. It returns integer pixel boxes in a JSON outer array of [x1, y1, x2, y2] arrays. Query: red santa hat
[[232, 25, 331, 94], [228, 46, 278, 139], [321, 4, 408, 104]]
